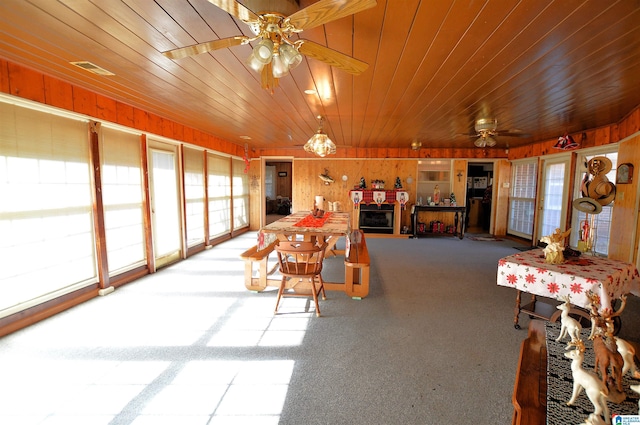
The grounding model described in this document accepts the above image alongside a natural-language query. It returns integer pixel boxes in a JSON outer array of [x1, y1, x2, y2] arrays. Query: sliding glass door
[[148, 143, 182, 268]]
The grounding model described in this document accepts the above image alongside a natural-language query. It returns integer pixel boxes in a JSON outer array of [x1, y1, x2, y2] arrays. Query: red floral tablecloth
[[497, 249, 640, 311]]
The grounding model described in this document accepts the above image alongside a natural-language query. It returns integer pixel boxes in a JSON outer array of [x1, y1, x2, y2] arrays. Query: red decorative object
[[293, 212, 333, 228], [349, 189, 400, 204]]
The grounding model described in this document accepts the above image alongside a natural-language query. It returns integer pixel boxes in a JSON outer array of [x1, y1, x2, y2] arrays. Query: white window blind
[[207, 153, 231, 238], [232, 158, 249, 230], [508, 160, 538, 239], [183, 147, 205, 246], [0, 101, 95, 317], [100, 126, 146, 273]]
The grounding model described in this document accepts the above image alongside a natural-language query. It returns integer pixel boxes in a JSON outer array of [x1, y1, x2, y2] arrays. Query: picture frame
[[616, 163, 633, 184], [278, 171, 287, 177]]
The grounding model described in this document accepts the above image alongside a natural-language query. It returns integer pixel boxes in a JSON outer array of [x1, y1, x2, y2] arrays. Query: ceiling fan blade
[[206, 0, 260, 23], [496, 130, 531, 138], [287, 0, 377, 31], [162, 36, 248, 59], [298, 40, 368, 75]]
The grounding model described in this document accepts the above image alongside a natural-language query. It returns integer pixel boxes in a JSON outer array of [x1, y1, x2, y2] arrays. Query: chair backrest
[[275, 240, 327, 277]]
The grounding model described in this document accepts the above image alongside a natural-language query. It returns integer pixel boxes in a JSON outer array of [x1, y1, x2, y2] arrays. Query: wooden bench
[[512, 320, 547, 425], [239, 240, 280, 292], [344, 229, 370, 299]]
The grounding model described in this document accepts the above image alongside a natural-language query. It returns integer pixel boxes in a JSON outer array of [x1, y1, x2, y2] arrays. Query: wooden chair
[[274, 240, 327, 317]]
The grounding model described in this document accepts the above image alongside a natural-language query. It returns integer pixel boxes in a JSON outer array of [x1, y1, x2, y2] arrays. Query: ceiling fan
[[467, 118, 530, 148], [162, 0, 377, 90]]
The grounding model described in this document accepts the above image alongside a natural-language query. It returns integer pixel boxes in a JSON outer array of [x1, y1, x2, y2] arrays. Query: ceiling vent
[[69, 61, 115, 76]]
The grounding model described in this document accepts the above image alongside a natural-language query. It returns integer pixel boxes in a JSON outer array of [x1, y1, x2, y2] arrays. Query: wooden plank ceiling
[[0, 0, 639, 152]]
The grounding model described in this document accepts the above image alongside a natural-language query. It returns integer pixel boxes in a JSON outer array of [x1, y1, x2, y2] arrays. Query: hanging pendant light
[[304, 116, 336, 157]]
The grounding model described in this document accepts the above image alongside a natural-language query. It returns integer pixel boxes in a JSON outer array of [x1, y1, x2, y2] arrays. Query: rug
[[468, 236, 503, 241]]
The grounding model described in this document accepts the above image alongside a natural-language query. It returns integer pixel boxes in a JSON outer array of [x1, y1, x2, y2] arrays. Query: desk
[[497, 249, 640, 329], [250, 211, 370, 298], [411, 205, 466, 239]]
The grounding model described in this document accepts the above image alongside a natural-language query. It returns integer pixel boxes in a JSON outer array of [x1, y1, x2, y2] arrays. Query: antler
[[558, 294, 571, 304], [609, 294, 627, 318], [566, 339, 585, 353]]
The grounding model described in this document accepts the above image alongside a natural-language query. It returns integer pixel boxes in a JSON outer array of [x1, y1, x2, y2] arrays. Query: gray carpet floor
[[0, 232, 638, 424]]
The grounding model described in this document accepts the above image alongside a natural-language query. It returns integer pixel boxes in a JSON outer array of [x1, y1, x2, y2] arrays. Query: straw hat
[[572, 197, 603, 214], [588, 156, 612, 175]]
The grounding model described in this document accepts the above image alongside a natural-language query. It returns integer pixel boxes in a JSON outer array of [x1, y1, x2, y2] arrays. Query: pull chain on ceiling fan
[[162, 0, 377, 90]]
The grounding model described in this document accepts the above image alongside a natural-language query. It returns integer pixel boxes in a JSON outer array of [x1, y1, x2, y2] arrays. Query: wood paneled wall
[[257, 146, 508, 159], [493, 160, 511, 236], [508, 107, 640, 161], [609, 134, 640, 262], [0, 60, 245, 158], [291, 159, 413, 207]]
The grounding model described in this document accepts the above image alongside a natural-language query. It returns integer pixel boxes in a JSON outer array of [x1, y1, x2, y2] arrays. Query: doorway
[[466, 162, 494, 233], [148, 143, 182, 268], [536, 155, 571, 243], [265, 160, 292, 224]]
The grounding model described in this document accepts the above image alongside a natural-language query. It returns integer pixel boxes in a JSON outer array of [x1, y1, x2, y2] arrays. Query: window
[[183, 147, 205, 246], [100, 125, 146, 273], [0, 101, 96, 317], [508, 160, 538, 239], [265, 165, 276, 200], [207, 153, 231, 238], [232, 158, 249, 230], [539, 160, 569, 238], [570, 150, 618, 255]]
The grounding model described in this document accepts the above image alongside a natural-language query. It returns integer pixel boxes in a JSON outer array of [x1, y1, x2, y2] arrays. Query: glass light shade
[[246, 52, 265, 72], [304, 132, 336, 157], [271, 53, 289, 78], [253, 39, 274, 64], [474, 136, 497, 148], [280, 44, 302, 69]]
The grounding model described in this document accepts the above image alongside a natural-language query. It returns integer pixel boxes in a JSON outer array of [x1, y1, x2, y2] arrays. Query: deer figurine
[[564, 340, 610, 425], [586, 292, 626, 340], [555, 295, 582, 344], [592, 332, 624, 394], [616, 337, 640, 379]]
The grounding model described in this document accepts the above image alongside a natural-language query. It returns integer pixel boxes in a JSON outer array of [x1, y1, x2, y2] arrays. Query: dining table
[[258, 210, 350, 253], [497, 248, 640, 329], [249, 211, 369, 298]]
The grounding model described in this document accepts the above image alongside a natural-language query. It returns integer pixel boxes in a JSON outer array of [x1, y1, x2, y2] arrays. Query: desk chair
[[274, 240, 327, 317]]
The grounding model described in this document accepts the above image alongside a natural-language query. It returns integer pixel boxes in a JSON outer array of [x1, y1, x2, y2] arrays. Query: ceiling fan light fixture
[[163, 0, 376, 91], [474, 135, 497, 148]]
